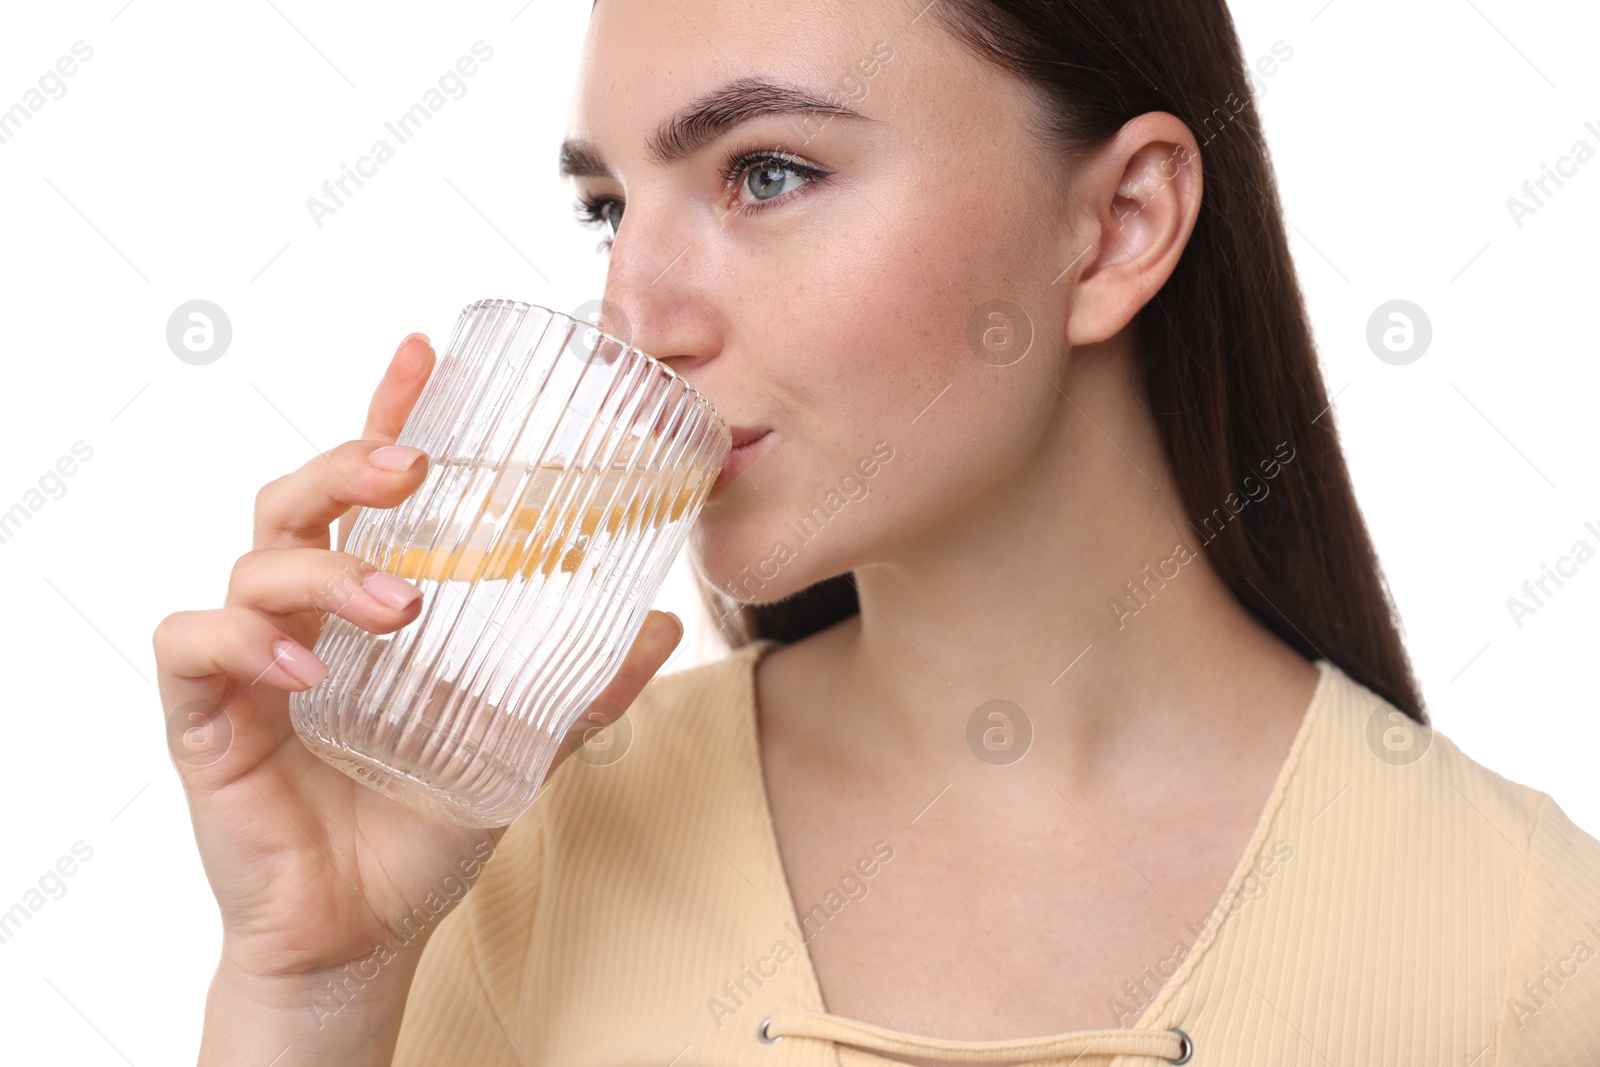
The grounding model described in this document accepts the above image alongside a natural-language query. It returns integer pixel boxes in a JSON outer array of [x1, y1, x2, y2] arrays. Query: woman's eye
[[740, 161, 808, 204], [571, 196, 623, 250], [570, 150, 827, 253]]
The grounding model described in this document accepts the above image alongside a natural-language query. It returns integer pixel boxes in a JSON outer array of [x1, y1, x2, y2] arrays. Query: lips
[[728, 425, 770, 450], [708, 427, 772, 499]]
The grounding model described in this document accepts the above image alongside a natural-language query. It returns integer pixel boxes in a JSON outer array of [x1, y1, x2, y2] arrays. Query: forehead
[[582, 0, 899, 73], [570, 0, 952, 142]]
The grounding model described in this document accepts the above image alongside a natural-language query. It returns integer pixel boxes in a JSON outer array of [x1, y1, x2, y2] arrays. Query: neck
[[811, 335, 1316, 795]]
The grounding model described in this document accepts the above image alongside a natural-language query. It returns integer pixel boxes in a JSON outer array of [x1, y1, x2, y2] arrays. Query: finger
[[155, 606, 327, 699], [362, 333, 436, 444], [226, 548, 423, 632], [254, 439, 429, 552], [153, 607, 328, 748], [553, 611, 684, 765], [337, 333, 436, 554]]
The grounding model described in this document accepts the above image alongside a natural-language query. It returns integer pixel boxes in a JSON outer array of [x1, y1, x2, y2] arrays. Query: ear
[[1061, 113, 1203, 347]]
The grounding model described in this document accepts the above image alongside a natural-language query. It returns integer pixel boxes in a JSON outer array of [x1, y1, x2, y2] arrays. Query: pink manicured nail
[[271, 638, 327, 686], [363, 570, 422, 611], [370, 445, 427, 471]]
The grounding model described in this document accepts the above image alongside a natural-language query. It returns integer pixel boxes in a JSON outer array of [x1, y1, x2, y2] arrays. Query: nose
[[599, 205, 724, 386]]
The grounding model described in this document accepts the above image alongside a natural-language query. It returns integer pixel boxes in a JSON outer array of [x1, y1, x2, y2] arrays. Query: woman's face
[[565, 0, 1091, 604]]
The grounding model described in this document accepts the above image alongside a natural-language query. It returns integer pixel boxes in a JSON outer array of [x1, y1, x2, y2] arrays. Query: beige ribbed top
[[391, 638, 1600, 1065]]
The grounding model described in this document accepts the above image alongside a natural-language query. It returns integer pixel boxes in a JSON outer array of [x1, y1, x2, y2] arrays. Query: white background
[[0, 0, 1596, 1061]]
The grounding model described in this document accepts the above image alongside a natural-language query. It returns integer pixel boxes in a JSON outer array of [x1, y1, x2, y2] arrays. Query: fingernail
[[401, 332, 430, 347], [271, 638, 327, 686], [370, 445, 427, 471], [363, 570, 423, 611], [664, 611, 684, 644]]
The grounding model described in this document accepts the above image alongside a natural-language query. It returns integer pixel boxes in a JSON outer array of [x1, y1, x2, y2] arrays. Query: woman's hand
[[152, 333, 685, 1062]]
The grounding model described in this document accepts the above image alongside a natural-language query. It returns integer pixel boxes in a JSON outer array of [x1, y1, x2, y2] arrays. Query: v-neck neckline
[[734, 635, 1338, 1053]]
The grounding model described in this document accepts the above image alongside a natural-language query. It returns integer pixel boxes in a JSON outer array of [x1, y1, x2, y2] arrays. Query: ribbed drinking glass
[[289, 299, 730, 828]]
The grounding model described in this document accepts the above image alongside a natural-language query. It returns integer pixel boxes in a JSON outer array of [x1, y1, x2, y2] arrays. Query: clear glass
[[289, 299, 730, 827]]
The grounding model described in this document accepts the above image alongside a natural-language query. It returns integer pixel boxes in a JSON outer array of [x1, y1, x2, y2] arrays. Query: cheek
[[754, 252, 968, 435], [795, 197, 1058, 432], [690, 155, 1067, 593], [740, 204, 1062, 505]]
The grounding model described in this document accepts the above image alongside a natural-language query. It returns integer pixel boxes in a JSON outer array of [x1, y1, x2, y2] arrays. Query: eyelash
[[571, 145, 831, 252]]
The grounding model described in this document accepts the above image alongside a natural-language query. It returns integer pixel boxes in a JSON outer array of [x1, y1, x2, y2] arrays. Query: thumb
[[552, 610, 685, 768], [339, 332, 436, 553]]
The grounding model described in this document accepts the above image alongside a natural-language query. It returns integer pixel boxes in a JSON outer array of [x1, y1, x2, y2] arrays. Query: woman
[[154, 0, 1600, 1063]]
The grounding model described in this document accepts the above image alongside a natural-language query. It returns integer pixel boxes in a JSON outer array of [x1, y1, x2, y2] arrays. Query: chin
[[688, 523, 836, 608]]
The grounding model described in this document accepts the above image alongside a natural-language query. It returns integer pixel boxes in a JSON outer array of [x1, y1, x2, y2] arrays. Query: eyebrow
[[559, 76, 871, 180]]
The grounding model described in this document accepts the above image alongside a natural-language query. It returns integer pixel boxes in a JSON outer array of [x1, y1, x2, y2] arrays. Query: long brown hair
[[693, 0, 1427, 723]]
